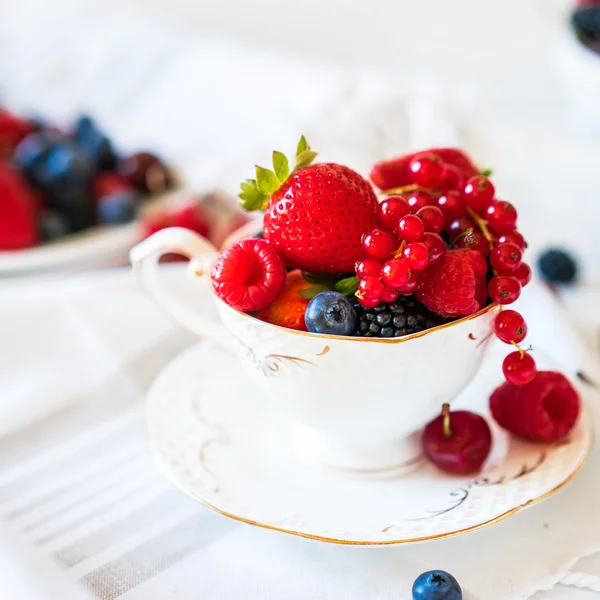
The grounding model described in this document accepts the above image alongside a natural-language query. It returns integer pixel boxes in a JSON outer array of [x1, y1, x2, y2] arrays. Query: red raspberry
[[490, 371, 580, 442], [416, 248, 488, 318], [211, 239, 286, 312]]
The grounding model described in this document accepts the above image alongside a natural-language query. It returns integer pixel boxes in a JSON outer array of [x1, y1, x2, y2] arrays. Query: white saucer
[[146, 334, 593, 545]]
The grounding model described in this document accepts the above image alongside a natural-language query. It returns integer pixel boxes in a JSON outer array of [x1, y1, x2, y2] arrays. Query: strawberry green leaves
[[238, 135, 318, 211]]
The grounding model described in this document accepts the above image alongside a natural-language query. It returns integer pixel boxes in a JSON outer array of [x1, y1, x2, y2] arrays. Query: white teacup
[[131, 227, 499, 474]]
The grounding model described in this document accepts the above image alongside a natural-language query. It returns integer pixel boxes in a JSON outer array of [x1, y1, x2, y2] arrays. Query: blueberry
[[305, 291, 357, 336], [72, 114, 117, 170], [572, 6, 600, 45], [38, 141, 94, 191], [412, 570, 462, 600], [96, 191, 137, 224], [538, 248, 578, 285], [39, 211, 70, 241], [13, 131, 59, 179]]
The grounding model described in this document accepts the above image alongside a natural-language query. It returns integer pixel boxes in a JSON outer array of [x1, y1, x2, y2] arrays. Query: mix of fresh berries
[[208, 137, 582, 476], [0, 107, 174, 250], [572, 0, 600, 54], [412, 570, 462, 600]]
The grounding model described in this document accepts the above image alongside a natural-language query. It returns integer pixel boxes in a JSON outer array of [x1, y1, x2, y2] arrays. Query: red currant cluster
[[494, 310, 537, 386], [355, 151, 531, 308]]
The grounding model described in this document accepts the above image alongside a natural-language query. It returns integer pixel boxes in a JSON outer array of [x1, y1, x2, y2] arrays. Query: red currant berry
[[489, 275, 521, 305], [378, 195, 410, 229], [358, 276, 384, 299], [381, 259, 411, 288], [381, 286, 400, 303], [456, 230, 490, 258], [361, 229, 395, 260], [494, 310, 527, 344], [356, 258, 382, 278], [357, 295, 381, 308], [422, 232, 446, 263], [445, 215, 475, 235], [486, 200, 518, 233], [408, 153, 445, 188], [515, 262, 532, 287], [396, 215, 425, 242], [402, 242, 430, 271], [463, 176, 495, 211], [502, 351, 537, 386], [406, 191, 434, 212], [439, 164, 464, 192], [397, 274, 419, 294], [416, 205, 445, 234], [422, 404, 492, 474], [490, 243, 523, 274], [437, 191, 466, 221], [497, 230, 526, 251]]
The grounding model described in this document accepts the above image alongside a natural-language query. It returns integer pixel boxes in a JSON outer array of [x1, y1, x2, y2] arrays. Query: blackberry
[[538, 248, 578, 285], [354, 296, 447, 338]]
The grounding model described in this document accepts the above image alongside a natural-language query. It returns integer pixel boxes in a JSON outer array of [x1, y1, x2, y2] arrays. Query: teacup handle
[[130, 227, 237, 353]]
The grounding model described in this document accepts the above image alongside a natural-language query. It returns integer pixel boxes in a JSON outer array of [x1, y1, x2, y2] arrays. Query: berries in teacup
[[239, 136, 379, 273], [412, 569, 462, 600], [422, 404, 492, 474]]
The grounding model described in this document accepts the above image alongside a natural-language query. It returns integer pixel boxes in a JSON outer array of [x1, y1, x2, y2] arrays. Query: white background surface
[[1, 0, 600, 597]]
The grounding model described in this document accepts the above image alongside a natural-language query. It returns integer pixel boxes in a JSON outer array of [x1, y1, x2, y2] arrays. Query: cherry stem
[[511, 340, 525, 359], [442, 403, 453, 437], [465, 207, 495, 250], [393, 240, 407, 258]]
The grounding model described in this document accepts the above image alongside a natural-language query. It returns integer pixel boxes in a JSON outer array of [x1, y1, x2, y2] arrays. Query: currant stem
[[466, 207, 495, 250], [393, 240, 407, 258], [511, 340, 526, 359], [383, 184, 440, 197], [442, 403, 453, 437]]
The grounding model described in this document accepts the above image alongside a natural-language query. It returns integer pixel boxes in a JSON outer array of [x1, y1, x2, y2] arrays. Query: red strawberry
[[211, 238, 286, 312], [0, 110, 33, 156], [0, 161, 39, 250], [257, 269, 311, 331], [416, 248, 488, 318], [239, 137, 378, 273], [490, 371, 580, 442], [370, 148, 478, 191]]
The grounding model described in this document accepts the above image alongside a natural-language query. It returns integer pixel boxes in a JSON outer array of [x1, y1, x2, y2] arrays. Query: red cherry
[[463, 176, 495, 211], [436, 191, 466, 221], [361, 229, 395, 260], [439, 164, 464, 192], [408, 153, 445, 188], [396, 215, 425, 242], [497, 230, 526, 251], [489, 276, 521, 305], [378, 195, 410, 229], [445, 215, 475, 235], [421, 232, 446, 263], [381, 259, 411, 288], [486, 200, 518, 233], [515, 262, 532, 287], [381, 286, 400, 302], [422, 404, 492, 474], [406, 191, 433, 212], [494, 310, 527, 344], [456, 230, 490, 258], [490, 242, 523, 274], [357, 295, 381, 308], [118, 152, 172, 195], [402, 242, 430, 271], [358, 276, 384, 299], [397, 275, 419, 294], [171, 202, 211, 237], [416, 205, 445, 234], [356, 258, 382, 278], [503, 351, 537, 386]]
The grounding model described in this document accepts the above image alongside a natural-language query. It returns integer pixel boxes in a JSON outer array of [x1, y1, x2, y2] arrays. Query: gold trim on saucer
[[150, 430, 593, 546]]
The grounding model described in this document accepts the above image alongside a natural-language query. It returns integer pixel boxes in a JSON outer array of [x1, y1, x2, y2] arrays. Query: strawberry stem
[[442, 403, 453, 437]]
